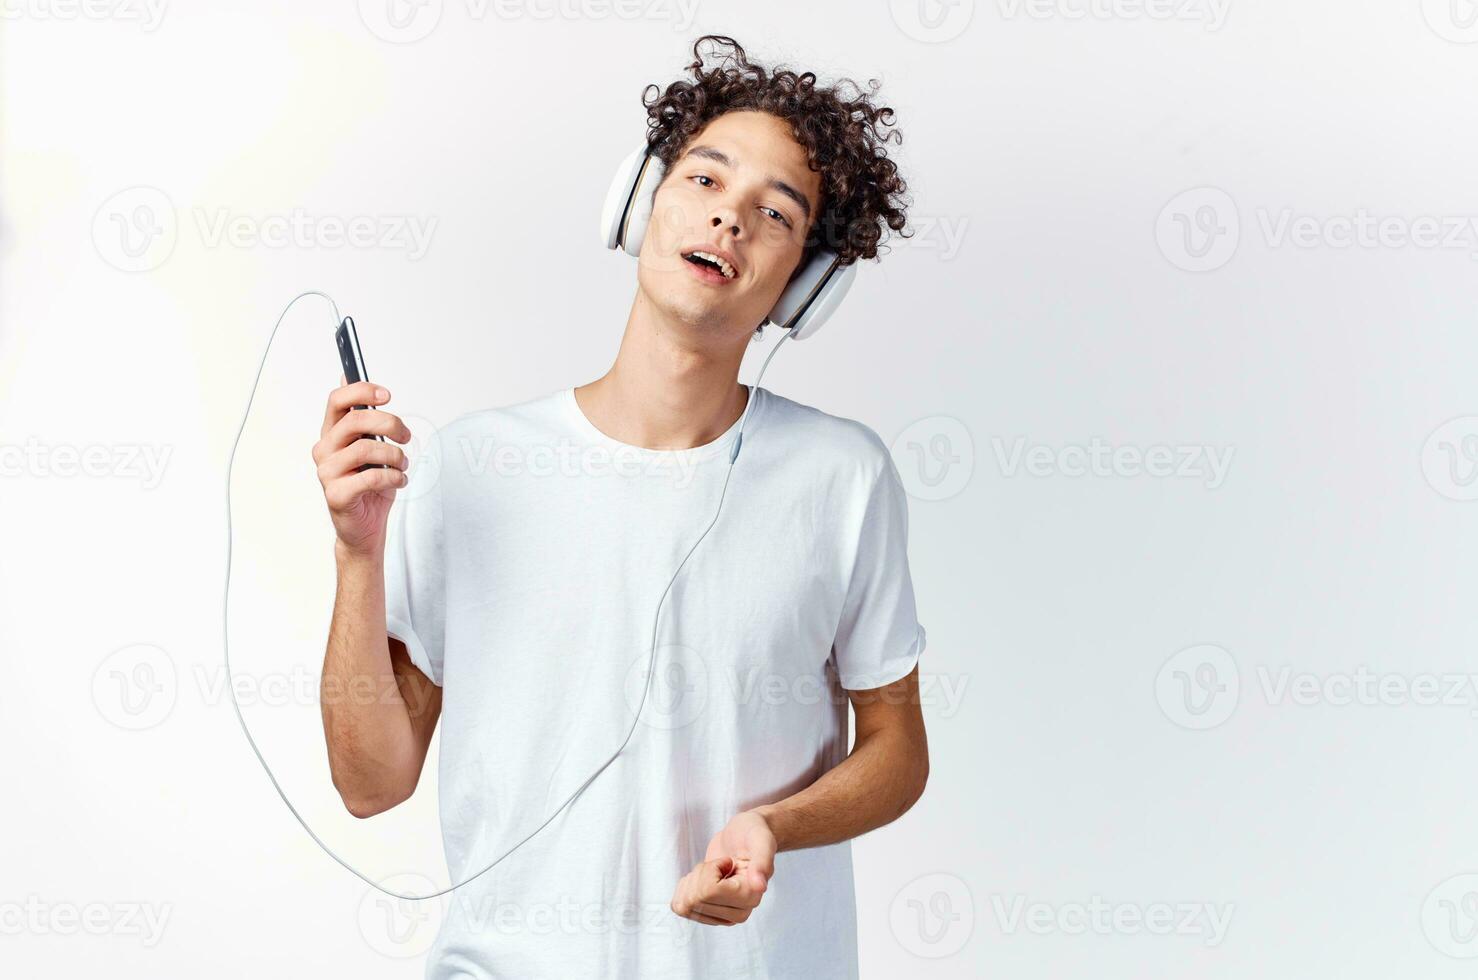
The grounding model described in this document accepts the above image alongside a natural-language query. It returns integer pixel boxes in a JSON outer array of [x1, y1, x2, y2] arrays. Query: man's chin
[[636, 266, 767, 338], [650, 290, 749, 334]]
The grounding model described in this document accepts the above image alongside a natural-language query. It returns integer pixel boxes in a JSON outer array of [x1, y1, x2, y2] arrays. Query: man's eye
[[761, 207, 790, 226], [692, 175, 715, 188]]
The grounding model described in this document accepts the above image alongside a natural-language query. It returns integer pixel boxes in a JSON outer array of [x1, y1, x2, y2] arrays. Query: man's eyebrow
[[685, 144, 734, 169], [764, 176, 813, 224], [682, 144, 814, 223]]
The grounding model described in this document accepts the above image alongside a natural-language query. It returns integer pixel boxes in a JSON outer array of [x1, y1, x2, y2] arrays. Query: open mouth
[[682, 249, 737, 280]]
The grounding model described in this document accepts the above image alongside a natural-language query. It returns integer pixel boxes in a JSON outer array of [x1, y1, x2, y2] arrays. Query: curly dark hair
[[640, 35, 911, 268]]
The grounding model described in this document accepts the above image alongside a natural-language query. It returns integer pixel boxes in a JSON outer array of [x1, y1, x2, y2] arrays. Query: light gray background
[[4, 1, 1478, 976]]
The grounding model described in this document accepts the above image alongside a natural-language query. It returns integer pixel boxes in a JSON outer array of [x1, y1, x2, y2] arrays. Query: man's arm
[[670, 665, 929, 926], [321, 547, 441, 818], [313, 379, 441, 819], [756, 665, 929, 850]]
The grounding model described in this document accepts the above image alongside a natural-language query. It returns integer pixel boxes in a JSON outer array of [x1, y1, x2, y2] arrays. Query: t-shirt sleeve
[[831, 442, 928, 691], [383, 427, 447, 687]]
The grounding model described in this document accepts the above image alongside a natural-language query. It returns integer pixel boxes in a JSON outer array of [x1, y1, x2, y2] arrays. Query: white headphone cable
[[223, 291, 792, 900]]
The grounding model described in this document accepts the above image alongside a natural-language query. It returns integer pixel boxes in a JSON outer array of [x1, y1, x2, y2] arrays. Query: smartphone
[[334, 316, 387, 472]]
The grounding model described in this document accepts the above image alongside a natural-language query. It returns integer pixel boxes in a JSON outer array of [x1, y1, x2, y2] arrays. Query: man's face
[[636, 110, 822, 342]]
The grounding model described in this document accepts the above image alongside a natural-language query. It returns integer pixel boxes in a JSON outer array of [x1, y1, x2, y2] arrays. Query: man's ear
[[786, 243, 819, 285], [788, 206, 831, 283]]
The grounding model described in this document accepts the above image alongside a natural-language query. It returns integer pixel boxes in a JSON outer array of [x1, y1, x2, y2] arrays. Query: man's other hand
[[669, 811, 776, 926]]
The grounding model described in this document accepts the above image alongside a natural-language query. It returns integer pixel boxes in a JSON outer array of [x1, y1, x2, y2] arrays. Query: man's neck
[[574, 292, 752, 451]]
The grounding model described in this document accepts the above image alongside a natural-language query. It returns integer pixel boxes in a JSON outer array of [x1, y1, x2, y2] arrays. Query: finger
[[704, 872, 765, 909], [686, 910, 732, 927], [694, 891, 757, 915], [318, 439, 408, 482], [692, 902, 748, 924], [671, 867, 718, 920], [323, 464, 407, 511], [321, 381, 390, 437], [327, 408, 411, 451], [705, 857, 754, 894], [702, 856, 736, 881]]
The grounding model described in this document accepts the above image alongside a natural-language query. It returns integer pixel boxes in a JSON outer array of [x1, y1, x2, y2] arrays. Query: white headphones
[[601, 145, 857, 340]]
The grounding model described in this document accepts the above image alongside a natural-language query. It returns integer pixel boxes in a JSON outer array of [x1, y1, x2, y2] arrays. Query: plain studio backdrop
[[4, 1, 1478, 977]]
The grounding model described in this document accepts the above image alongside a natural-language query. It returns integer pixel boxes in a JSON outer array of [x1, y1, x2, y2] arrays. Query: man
[[313, 36, 927, 979]]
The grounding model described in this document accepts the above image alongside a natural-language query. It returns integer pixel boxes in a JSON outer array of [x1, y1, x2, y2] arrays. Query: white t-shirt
[[383, 383, 927, 979]]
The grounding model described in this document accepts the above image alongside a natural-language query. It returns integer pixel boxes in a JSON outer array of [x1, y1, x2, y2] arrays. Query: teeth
[[689, 250, 735, 279]]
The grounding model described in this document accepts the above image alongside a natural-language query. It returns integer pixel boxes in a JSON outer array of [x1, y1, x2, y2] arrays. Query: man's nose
[[708, 210, 741, 239]]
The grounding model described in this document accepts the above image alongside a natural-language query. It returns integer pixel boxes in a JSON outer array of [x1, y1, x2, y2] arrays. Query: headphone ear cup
[[600, 147, 665, 255], [601, 147, 645, 250], [768, 252, 857, 340]]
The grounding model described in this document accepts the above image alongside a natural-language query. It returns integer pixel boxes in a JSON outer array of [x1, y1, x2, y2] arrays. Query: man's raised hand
[[312, 379, 412, 559]]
